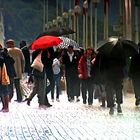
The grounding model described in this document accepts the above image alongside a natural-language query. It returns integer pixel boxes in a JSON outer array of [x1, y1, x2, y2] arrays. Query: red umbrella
[[31, 35, 62, 50]]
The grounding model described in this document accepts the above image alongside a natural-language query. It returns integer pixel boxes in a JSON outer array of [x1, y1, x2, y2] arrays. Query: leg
[[81, 79, 87, 104], [87, 78, 94, 105], [14, 78, 23, 102], [27, 77, 39, 106]]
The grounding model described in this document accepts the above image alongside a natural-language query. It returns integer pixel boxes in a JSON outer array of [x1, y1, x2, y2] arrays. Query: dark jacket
[[129, 53, 140, 78], [62, 51, 80, 77], [1, 49, 16, 78], [21, 46, 31, 74]]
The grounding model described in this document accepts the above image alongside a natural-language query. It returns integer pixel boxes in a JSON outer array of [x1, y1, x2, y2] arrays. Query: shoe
[[23, 98, 28, 102], [70, 98, 74, 102], [100, 98, 106, 107], [46, 103, 52, 107], [68, 97, 71, 102], [39, 105, 46, 109], [88, 102, 92, 105], [109, 107, 114, 115], [135, 98, 140, 106], [76, 97, 80, 102], [100, 104, 105, 107], [83, 100, 86, 104], [27, 99, 31, 106], [2, 109, 9, 113], [117, 104, 122, 113], [56, 98, 60, 102], [14, 99, 22, 103]]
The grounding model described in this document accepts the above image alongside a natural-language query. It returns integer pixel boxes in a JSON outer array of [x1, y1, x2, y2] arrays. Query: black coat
[[129, 53, 140, 78], [21, 46, 31, 74], [62, 52, 80, 77]]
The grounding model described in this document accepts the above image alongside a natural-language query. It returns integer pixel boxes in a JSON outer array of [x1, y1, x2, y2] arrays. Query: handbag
[[0, 63, 10, 85], [60, 77, 66, 91], [31, 51, 44, 72]]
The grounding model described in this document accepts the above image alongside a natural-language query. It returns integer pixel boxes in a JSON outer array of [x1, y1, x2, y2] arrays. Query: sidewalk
[[0, 90, 140, 140]]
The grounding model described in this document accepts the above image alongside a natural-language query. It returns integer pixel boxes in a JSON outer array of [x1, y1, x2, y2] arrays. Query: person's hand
[[78, 74, 83, 79], [91, 58, 96, 64]]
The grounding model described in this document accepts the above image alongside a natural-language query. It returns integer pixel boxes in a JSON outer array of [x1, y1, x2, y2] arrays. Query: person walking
[[6, 39, 25, 102], [41, 48, 54, 107], [26, 50, 46, 108], [52, 54, 62, 102], [129, 42, 140, 106], [0, 46, 10, 112], [1, 48, 16, 102], [78, 48, 96, 105], [62, 45, 81, 102], [19, 40, 31, 77], [102, 55, 126, 115]]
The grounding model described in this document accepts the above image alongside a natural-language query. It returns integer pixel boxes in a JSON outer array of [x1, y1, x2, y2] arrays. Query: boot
[[27, 98, 31, 106], [2, 95, 9, 112], [14, 78, 23, 102], [44, 94, 52, 107], [117, 104, 122, 113], [100, 97, 106, 107], [109, 107, 114, 115]]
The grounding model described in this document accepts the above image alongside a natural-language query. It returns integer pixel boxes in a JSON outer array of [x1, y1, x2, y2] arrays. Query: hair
[[68, 45, 73, 49], [6, 39, 15, 44], [20, 40, 26, 46]]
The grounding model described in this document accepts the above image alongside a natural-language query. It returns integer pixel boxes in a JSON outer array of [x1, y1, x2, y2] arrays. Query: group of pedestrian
[[1, 38, 140, 116]]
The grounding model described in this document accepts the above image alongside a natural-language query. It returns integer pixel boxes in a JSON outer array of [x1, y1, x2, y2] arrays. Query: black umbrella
[[37, 26, 75, 38], [97, 37, 138, 58]]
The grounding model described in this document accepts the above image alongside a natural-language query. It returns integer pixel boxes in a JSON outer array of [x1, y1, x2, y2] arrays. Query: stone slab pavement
[[0, 89, 140, 140]]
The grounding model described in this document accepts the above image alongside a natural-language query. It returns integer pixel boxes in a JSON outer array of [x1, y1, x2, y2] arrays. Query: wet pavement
[[0, 89, 140, 140]]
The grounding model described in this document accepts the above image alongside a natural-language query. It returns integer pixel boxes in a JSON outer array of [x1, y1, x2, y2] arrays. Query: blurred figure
[[91, 52, 107, 107], [103, 56, 126, 115], [52, 53, 62, 102], [19, 40, 31, 76], [78, 48, 96, 105], [0, 45, 10, 112], [42, 48, 55, 107], [129, 42, 140, 106], [6, 39, 25, 102], [1, 48, 16, 102]]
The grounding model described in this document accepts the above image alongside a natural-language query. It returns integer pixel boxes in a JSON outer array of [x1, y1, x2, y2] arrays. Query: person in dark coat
[[91, 52, 107, 107], [102, 55, 126, 115], [62, 45, 81, 102], [129, 42, 140, 106], [41, 48, 55, 106], [25, 49, 52, 107], [19, 40, 31, 75]]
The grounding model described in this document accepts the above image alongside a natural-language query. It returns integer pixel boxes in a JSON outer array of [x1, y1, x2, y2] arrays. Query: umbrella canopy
[[31, 35, 63, 50], [57, 37, 79, 49], [37, 26, 75, 38], [97, 37, 138, 58]]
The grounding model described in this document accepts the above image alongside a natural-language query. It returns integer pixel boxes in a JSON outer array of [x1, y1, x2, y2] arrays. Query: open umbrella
[[31, 35, 62, 50], [37, 26, 75, 38], [57, 37, 79, 49], [97, 37, 138, 58]]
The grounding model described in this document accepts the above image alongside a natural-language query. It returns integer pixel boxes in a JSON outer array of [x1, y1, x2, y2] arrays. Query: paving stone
[[0, 91, 140, 140]]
